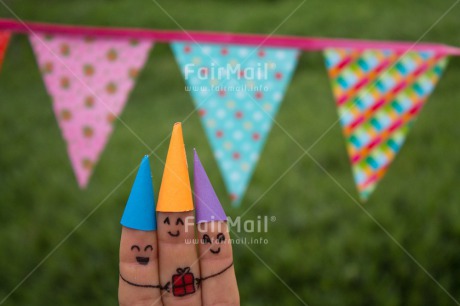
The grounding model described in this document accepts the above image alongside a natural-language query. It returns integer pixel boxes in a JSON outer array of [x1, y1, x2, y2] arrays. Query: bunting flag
[[0, 31, 11, 71], [1, 18, 459, 199], [324, 48, 448, 201], [30, 34, 153, 188], [172, 42, 299, 205]]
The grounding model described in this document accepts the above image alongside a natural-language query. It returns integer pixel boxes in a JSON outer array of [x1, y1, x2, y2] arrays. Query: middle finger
[[156, 123, 201, 306]]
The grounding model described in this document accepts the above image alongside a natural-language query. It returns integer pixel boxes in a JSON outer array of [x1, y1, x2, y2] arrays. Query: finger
[[157, 211, 201, 305], [118, 156, 163, 306], [119, 227, 163, 306], [194, 150, 239, 305], [197, 222, 239, 305], [156, 123, 201, 305]]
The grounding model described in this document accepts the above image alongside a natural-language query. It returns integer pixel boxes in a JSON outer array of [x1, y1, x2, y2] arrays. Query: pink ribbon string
[[1, 18, 460, 55]]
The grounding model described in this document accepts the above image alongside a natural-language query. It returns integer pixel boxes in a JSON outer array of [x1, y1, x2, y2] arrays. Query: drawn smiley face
[[202, 232, 225, 255], [131, 244, 154, 265], [163, 217, 184, 237]]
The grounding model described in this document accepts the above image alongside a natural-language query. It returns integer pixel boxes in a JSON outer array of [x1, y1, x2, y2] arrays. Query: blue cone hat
[[120, 155, 157, 231]]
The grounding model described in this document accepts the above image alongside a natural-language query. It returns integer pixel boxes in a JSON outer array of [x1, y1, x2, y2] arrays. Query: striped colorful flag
[[324, 48, 448, 201]]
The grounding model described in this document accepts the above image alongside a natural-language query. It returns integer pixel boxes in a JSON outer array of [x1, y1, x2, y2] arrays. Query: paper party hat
[[194, 149, 227, 223], [120, 155, 157, 231], [156, 123, 194, 212]]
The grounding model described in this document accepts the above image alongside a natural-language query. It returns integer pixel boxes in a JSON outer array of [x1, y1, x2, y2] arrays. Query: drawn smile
[[210, 247, 221, 254], [136, 257, 150, 265], [168, 230, 180, 237]]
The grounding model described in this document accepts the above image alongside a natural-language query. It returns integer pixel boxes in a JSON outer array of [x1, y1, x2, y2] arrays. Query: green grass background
[[1, 0, 460, 305]]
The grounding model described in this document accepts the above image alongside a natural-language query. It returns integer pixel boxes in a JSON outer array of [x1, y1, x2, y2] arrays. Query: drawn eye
[[144, 245, 153, 252], [217, 233, 225, 243], [176, 218, 184, 225], [131, 245, 140, 252], [164, 217, 170, 225], [203, 234, 211, 244]]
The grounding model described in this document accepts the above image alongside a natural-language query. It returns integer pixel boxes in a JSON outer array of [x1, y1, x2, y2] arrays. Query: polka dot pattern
[[172, 43, 299, 204], [30, 34, 153, 188]]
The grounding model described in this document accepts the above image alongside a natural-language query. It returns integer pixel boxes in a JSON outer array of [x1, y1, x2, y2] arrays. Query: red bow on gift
[[176, 267, 191, 275]]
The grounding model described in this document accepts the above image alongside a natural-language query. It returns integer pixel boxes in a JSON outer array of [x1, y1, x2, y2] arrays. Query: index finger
[[118, 156, 163, 306], [119, 227, 162, 306]]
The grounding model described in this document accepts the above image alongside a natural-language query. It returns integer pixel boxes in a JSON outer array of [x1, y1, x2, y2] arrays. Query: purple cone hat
[[193, 149, 227, 224]]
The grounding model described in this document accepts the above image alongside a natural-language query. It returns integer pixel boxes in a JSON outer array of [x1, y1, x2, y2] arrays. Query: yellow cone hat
[[156, 122, 194, 212]]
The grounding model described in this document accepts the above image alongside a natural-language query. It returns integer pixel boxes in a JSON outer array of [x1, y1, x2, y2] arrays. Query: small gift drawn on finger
[[169, 267, 196, 297]]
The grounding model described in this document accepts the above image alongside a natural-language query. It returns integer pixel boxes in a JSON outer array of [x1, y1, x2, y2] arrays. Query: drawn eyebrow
[[217, 233, 225, 243], [164, 217, 170, 225], [203, 234, 211, 244], [131, 245, 140, 251], [176, 218, 184, 225], [144, 245, 153, 251]]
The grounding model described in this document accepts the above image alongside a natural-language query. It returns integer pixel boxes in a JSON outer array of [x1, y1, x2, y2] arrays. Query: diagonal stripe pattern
[[324, 48, 448, 201]]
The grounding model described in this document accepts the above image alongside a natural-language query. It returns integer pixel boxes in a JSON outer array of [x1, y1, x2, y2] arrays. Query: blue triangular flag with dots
[[120, 155, 157, 231], [172, 43, 299, 205]]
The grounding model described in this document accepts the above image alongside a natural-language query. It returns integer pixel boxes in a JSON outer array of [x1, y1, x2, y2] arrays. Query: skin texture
[[197, 221, 239, 306], [119, 217, 240, 306], [118, 124, 239, 304], [157, 211, 202, 306], [119, 227, 162, 306]]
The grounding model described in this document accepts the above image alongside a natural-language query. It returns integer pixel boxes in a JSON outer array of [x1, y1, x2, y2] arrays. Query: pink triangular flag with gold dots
[[30, 33, 153, 188]]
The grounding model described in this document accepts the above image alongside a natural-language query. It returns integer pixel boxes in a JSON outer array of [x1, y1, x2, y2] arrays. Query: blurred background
[[1, 0, 459, 305]]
